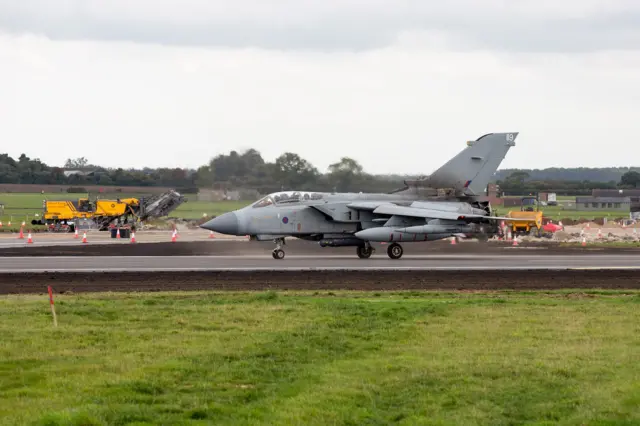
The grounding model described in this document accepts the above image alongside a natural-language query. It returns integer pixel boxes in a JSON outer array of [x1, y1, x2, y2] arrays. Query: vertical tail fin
[[424, 132, 518, 195]]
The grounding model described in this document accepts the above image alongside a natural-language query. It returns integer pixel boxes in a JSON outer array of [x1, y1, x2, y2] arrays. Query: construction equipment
[[31, 190, 186, 232], [505, 195, 543, 237]]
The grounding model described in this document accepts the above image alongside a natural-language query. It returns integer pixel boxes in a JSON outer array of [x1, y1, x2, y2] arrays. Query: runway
[[2, 253, 640, 272]]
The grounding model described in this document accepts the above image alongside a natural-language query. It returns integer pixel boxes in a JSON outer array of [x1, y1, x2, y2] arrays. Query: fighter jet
[[201, 132, 518, 259]]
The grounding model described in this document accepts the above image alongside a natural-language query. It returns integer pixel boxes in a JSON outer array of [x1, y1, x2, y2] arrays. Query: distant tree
[[505, 171, 529, 184], [64, 157, 90, 169], [272, 153, 319, 190], [327, 157, 365, 191], [619, 171, 640, 188], [194, 163, 215, 188], [328, 157, 364, 175]]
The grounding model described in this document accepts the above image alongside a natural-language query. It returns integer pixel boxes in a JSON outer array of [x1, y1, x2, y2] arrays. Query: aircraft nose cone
[[200, 212, 239, 235]]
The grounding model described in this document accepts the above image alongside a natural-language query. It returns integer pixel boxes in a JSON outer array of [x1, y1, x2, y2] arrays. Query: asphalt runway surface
[[2, 253, 640, 272], [1, 240, 640, 294], [0, 238, 638, 257]]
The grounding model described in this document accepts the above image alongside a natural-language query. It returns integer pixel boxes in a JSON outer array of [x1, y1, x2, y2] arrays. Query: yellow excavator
[[31, 190, 185, 232], [505, 195, 543, 237]]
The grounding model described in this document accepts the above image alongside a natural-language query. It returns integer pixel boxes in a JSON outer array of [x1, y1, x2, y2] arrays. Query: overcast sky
[[2, 0, 640, 174]]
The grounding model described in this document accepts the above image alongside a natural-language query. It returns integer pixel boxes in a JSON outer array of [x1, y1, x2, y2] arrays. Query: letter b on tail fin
[[425, 132, 518, 195]]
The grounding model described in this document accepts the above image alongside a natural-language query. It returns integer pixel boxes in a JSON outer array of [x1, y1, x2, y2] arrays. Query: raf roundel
[[282, 216, 288, 224]]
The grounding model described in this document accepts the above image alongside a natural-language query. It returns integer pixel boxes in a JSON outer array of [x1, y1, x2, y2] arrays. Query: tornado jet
[[201, 132, 518, 259]]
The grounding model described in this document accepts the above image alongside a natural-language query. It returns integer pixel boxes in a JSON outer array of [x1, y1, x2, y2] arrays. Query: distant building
[[483, 183, 503, 206], [592, 189, 640, 198], [576, 196, 630, 211], [502, 197, 525, 207], [63, 170, 95, 177], [592, 189, 640, 206]]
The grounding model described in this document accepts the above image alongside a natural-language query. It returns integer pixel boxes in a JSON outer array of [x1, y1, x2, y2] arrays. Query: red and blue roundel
[[282, 216, 288, 224]]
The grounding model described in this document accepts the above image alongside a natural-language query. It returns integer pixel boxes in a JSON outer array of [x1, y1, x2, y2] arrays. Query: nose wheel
[[356, 243, 374, 259], [387, 243, 403, 259], [272, 237, 285, 260]]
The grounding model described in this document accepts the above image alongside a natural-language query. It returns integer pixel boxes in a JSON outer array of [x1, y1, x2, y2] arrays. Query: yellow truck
[[32, 191, 185, 232], [505, 196, 543, 237]]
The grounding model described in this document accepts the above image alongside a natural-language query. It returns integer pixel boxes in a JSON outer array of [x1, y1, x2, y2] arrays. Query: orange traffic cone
[[130, 232, 136, 243], [512, 237, 518, 246], [27, 232, 33, 244], [209, 231, 215, 239], [0, 221, 3, 227], [116, 228, 120, 239], [18, 226, 24, 239], [74, 229, 78, 239], [82, 232, 87, 243], [171, 230, 177, 242], [581, 237, 586, 246], [450, 236, 457, 245]]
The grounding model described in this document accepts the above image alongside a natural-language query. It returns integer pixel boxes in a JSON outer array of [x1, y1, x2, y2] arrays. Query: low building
[[592, 189, 640, 205], [502, 197, 526, 207], [592, 189, 640, 198], [576, 196, 630, 211]]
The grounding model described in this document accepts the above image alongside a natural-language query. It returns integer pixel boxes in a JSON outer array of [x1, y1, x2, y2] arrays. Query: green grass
[[167, 200, 249, 220], [0, 193, 251, 225], [1, 290, 639, 425]]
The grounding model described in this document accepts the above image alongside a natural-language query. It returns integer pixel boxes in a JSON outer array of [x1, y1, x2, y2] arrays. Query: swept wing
[[342, 202, 510, 221]]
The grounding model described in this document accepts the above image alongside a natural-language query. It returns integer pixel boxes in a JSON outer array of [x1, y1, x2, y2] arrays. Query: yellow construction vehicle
[[32, 191, 185, 232], [505, 195, 543, 237]]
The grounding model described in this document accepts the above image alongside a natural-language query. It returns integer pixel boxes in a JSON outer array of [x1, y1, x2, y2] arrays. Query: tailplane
[[423, 132, 518, 196]]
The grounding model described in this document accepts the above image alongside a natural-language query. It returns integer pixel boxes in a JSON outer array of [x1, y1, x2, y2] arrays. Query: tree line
[[494, 167, 640, 183], [2, 151, 640, 195], [495, 170, 640, 195], [0, 151, 414, 194]]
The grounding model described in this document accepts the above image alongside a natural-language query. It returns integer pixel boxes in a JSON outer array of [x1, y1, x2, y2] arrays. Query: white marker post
[[47, 285, 57, 327]]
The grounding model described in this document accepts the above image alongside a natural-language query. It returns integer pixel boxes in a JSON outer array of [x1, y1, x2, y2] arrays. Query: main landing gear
[[355, 242, 403, 259], [386, 243, 403, 259], [272, 237, 285, 259]]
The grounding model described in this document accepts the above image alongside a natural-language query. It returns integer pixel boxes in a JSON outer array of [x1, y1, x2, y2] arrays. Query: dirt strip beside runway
[[2, 270, 640, 294]]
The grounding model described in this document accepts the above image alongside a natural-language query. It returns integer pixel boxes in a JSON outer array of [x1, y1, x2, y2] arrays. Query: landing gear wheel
[[387, 243, 403, 259], [271, 237, 285, 259], [356, 245, 373, 259]]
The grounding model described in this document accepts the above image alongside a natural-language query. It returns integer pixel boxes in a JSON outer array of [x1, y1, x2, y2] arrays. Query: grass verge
[[0, 290, 639, 425]]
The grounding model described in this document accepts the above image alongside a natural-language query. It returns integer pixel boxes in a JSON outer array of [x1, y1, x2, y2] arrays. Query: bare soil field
[[2, 269, 640, 294]]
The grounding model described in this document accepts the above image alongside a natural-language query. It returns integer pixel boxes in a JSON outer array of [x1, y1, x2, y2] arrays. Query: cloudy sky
[[1, 0, 640, 175]]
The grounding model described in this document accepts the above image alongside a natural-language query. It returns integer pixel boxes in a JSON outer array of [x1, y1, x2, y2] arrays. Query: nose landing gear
[[272, 237, 285, 259], [356, 242, 374, 259]]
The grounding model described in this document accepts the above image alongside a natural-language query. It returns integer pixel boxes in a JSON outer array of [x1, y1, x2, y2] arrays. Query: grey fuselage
[[201, 187, 495, 244]]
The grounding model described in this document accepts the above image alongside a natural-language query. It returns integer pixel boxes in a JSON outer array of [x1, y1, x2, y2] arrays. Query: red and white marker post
[[47, 285, 57, 327]]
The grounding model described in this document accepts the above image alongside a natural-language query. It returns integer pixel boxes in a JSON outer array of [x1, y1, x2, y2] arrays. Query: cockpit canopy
[[251, 191, 325, 208]]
